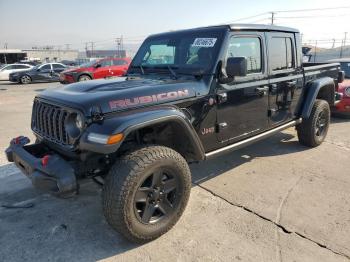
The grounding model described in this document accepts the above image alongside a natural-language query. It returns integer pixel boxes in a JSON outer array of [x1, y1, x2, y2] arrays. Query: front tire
[[78, 75, 91, 82], [102, 145, 191, 243], [297, 99, 330, 147]]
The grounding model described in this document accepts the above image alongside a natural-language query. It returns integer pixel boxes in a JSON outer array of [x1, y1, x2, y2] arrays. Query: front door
[[93, 59, 113, 79], [36, 64, 53, 81], [216, 32, 269, 143], [266, 32, 301, 126]]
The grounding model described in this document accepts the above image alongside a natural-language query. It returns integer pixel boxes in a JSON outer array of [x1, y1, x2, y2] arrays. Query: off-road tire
[[102, 145, 191, 243], [297, 99, 330, 147], [78, 75, 91, 81]]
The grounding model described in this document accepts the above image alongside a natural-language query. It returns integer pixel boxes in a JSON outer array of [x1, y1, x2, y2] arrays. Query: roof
[[228, 24, 299, 33], [150, 23, 299, 38]]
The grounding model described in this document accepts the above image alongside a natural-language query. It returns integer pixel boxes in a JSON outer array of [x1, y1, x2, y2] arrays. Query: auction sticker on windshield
[[192, 38, 217, 47]]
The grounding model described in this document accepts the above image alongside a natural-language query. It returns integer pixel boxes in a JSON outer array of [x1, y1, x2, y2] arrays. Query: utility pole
[[270, 12, 275, 25], [313, 40, 318, 63], [4, 43, 8, 49], [85, 42, 89, 58], [332, 39, 336, 49], [340, 32, 348, 58], [65, 44, 70, 50], [116, 35, 124, 57], [91, 42, 95, 58]]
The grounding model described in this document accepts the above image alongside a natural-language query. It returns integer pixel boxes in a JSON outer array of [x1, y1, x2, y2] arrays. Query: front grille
[[32, 100, 70, 145]]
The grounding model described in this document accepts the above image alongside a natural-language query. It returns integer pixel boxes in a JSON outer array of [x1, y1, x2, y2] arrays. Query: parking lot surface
[[0, 81, 349, 262]]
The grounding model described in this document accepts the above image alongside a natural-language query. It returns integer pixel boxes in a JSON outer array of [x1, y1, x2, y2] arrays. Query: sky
[[0, 0, 349, 50]]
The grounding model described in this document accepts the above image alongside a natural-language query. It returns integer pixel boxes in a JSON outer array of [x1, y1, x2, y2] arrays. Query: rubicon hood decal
[[109, 89, 190, 109], [37, 78, 201, 114]]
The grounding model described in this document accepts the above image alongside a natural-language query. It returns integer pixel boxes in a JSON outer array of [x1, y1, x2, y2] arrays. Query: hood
[[37, 77, 200, 115]]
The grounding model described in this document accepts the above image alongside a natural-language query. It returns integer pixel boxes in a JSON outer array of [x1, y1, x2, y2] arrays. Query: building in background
[[85, 49, 126, 58], [23, 47, 79, 63], [0, 49, 26, 64]]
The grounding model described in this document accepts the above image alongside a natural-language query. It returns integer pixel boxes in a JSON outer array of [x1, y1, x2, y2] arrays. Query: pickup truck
[[5, 24, 344, 243]]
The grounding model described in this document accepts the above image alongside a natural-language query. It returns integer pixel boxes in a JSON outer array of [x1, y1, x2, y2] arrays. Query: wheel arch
[[299, 77, 335, 119], [80, 107, 206, 162]]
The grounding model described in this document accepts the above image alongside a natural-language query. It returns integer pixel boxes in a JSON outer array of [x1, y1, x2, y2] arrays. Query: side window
[[4, 65, 15, 70], [270, 37, 294, 71], [52, 64, 65, 69], [100, 60, 112, 67], [16, 65, 29, 69], [40, 64, 51, 71], [227, 36, 262, 74]]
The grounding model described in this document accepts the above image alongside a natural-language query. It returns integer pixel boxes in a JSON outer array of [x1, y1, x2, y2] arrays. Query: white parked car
[[0, 64, 34, 80]]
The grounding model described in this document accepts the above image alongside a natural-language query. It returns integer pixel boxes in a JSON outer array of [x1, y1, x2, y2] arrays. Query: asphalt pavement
[[0, 80, 349, 262]]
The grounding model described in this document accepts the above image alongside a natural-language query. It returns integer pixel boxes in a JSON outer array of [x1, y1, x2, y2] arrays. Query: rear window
[[270, 37, 294, 71]]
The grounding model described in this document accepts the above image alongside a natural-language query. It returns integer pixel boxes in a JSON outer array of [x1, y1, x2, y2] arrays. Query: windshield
[[79, 60, 97, 68], [129, 28, 225, 76]]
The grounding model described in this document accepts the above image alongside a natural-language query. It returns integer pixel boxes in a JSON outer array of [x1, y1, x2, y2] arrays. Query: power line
[[276, 13, 350, 19], [224, 12, 269, 23], [274, 6, 350, 13]]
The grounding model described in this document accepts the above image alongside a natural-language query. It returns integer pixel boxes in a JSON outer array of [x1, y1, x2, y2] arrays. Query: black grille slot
[[32, 100, 72, 145]]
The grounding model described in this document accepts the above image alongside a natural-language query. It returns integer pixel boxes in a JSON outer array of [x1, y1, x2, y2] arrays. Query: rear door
[[111, 59, 129, 76], [216, 32, 269, 143], [266, 32, 303, 126], [52, 64, 67, 80]]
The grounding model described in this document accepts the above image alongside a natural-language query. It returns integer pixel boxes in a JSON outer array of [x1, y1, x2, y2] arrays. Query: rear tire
[[297, 99, 330, 147], [78, 75, 91, 82], [20, 75, 32, 84], [102, 145, 191, 243]]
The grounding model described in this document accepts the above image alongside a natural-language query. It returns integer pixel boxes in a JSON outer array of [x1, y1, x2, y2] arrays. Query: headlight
[[345, 87, 350, 97], [66, 113, 84, 139]]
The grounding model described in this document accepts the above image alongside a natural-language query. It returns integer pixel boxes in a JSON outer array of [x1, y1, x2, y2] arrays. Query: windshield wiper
[[167, 65, 178, 79]]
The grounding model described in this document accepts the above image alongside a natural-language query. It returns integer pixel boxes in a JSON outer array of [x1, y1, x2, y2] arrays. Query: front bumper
[[5, 136, 77, 197]]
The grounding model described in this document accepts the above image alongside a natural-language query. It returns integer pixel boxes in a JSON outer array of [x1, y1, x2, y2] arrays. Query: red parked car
[[329, 59, 350, 118], [333, 79, 350, 117], [60, 57, 131, 84]]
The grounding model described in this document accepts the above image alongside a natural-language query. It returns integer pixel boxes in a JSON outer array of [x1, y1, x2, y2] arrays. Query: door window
[[100, 60, 112, 67], [227, 36, 262, 74], [270, 37, 294, 71], [40, 64, 51, 71], [52, 64, 66, 69]]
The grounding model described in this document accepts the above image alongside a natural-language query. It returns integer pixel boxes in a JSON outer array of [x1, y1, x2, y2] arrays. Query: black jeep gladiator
[[6, 24, 344, 243]]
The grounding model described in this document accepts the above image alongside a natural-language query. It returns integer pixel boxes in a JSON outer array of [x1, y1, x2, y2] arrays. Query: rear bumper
[[5, 136, 77, 197], [9, 75, 20, 82]]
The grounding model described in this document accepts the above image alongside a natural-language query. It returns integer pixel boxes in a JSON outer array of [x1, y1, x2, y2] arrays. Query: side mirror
[[36, 68, 41, 71], [226, 57, 247, 78], [94, 63, 101, 69]]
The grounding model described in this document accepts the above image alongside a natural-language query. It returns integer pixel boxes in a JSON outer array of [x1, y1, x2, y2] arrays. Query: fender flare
[[299, 77, 335, 119], [80, 107, 206, 161]]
